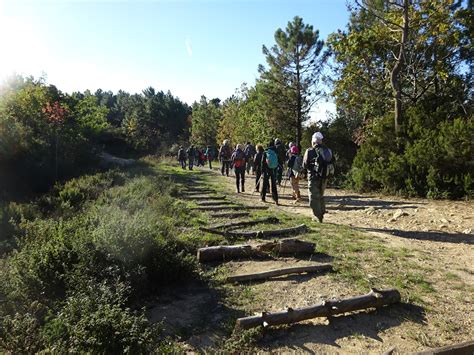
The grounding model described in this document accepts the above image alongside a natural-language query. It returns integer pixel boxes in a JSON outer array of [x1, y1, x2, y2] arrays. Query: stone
[[392, 209, 408, 220], [462, 229, 472, 234]]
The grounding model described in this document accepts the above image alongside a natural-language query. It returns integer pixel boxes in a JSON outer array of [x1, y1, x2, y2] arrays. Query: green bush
[[349, 110, 473, 198]]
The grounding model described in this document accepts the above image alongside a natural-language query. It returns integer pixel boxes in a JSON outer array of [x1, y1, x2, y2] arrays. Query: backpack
[[233, 150, 245, 168], [312, 146, 335, 179], [292, 155, 303, 175], [266, 149, 278, 169]]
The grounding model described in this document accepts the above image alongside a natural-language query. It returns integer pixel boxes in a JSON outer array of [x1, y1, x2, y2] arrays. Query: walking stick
[[252, 174, 263, 195]]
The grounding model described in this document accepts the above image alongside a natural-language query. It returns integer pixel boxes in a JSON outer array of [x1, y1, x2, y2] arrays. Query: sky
[[0, 0, 350, 118]]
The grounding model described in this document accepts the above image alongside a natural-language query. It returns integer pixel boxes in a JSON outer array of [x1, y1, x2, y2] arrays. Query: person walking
[[219, 139, 232, 177], [231, 144, 246, 193], [259, 140, 279, 205], [244, 142, 256, 175], [253, 144, 264, 192], [302, 132, 333, 222], [274, 138, 286, 186], [177, 146, 186, 169], [186, 145, 195, 170], [205, 145, 213, 169], [287, 145, 302, 202]]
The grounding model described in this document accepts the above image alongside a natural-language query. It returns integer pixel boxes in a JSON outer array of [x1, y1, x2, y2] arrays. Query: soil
[[154, 166, 474, 353]]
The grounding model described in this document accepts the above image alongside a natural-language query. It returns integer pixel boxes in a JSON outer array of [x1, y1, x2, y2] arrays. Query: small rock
[[462, 229, 472, 234], [365, 206, 377, 215], [439, 224, 448, 229], [393, 209, 408, 220], [439, 218, 449, 224], [387, 218, 396, 223]]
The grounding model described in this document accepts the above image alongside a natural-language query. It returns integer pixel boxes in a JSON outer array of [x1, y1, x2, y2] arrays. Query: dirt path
[[155, 165, 473, 353]]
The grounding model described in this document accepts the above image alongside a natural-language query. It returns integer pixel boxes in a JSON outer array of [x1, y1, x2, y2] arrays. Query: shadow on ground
[[361, 227, 474, 245], [259, 302, 426, 352]]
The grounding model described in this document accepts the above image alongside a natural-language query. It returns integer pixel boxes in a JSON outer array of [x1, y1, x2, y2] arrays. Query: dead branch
[[227, 264, 332, 283]]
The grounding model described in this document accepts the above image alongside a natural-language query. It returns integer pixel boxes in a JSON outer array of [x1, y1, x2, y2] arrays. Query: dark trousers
[[276, 164, 283, 185], [208, 159, 212, 169], [261, 169, 278, 202], [188, 159, 194, 170], [235, 166, 245, 192], [179, 159, 186, 169], [255, 169, 262, 192], [221, 160, 230, 176]]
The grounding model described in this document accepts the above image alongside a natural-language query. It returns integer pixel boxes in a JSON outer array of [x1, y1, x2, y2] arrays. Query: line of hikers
[[177, 145, 218, 170], [177, 132, 335, 223]]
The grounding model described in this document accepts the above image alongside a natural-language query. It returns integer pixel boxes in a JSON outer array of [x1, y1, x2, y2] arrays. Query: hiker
[[186, 145, 195, 170], [244, 142, 256, 175], [302, 132, 334, 222], [219, 139, 232, 177], [205, 145, 213, 169], [253, 144, 264, 192], [286, 142, 295, 161], [198, 148, 206, 167], [287, 145, 302, 202], [259, 140, 279, 205], [231, 144, 246, 193], [177, 146, 186, 169], [274, 138, 286, 186]]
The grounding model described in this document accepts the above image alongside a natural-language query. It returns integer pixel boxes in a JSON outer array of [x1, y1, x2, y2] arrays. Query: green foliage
[[0, 161, 201, 352], [190, 96, 222, 147]]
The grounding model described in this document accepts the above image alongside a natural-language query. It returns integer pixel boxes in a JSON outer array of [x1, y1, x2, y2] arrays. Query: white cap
[[312, 132, 324, 145]]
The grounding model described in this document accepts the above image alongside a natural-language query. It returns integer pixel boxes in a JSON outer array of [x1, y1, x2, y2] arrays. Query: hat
[[274, 138, 281, 144], [290, 146, 299, 154], [311, 132, 324, 145], [288, 142, 295, 148]]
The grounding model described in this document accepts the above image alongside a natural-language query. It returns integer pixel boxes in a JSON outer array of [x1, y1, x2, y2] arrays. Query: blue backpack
[[266, 149, 278, 169]]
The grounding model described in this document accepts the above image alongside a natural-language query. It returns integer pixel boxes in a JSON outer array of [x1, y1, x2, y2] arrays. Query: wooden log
[[210, 212, 250, 218], [197, 238, 316, 262], [227, 264, 332, 283], [192, 205, 268, 211], [415, 340, 474, 355], [197, 244, 256, 262], [185, 188, 215, 192], [195, 201, 236, 206], [227, 224, 308, 238], [255, 238, 315, 254], [184, 195, 227, 200], [235, 288, 401, 330], [200, 217, 280, 234]]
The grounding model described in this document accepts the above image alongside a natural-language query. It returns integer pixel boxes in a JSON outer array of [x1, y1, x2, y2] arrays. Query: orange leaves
[[43, 101, 68, 124]]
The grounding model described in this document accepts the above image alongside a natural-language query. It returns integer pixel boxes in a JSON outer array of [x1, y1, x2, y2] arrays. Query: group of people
[[177, 145, 217, 170], [177, 132, 334, 223]]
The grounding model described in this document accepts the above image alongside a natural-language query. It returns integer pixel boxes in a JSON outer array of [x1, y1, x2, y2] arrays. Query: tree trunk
[[255, 238, 315, 254], [197, 244, 255, 263], [236, 289, 401, 329], [185, 195, 227, 200], [211, 217, 280, 230], [391, 0, 409, 138], [192, 206, 268, 211], [226, 224, 308, 238], [197, 238, 315, 262], [227, 264, 332, 283], [415, 340, 474, 355], [210, 212, 250, 218]]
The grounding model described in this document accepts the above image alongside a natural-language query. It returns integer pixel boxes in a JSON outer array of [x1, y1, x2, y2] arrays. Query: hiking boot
[[241, 187, 245, 193]]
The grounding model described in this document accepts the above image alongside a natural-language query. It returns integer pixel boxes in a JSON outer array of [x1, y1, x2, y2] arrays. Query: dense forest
[[0, 0, 472, 352]]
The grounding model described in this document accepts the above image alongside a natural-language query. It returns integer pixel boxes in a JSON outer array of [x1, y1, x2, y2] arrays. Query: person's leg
[[221, 160, 225, 175], [241, 168, 245, 192], [189, 159, 193, 170], [225, 161, 230, 176], [321, 179, 327, 216], [308, 178, 324, 222], [261, 172, 269, 201], [235, 169, 240, 192], [255, 170, 261, 192], [270, 169, 278, 204], [209, 158, 212, 169], [294, 176, 301, 201]]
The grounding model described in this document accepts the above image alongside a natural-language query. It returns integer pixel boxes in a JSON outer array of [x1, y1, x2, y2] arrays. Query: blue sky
[[0, 0, 350, 116]]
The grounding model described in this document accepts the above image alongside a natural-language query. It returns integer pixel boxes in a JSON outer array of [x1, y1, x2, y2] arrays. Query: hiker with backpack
[[186, 145, 195, 171], [302, 132, 335, 222], [274, 138, 286, 186], [219, 139, 232, 177], [177, 146, 186, 170], [253, 144, 264, 192], [287, 145, 302, 202], [205, 145, 213, 169], [244, 142, 256, 175], [231, 144, 246, 193], [259, 140, 279, 205]]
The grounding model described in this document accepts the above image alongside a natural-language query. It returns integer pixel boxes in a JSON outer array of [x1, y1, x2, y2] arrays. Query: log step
[[227, 224, 309, 238], [192, 205, 268, 211], [200, 217, 280, 234], [184, 195, 227, 200], [210, 212, 250, 219], [226, 264, 332, 283], [235, 288, 401, 329]]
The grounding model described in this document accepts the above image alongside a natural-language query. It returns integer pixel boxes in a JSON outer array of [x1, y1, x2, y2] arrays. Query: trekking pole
[[282, 175, 288, 195], [252, 174, 263, 195]]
